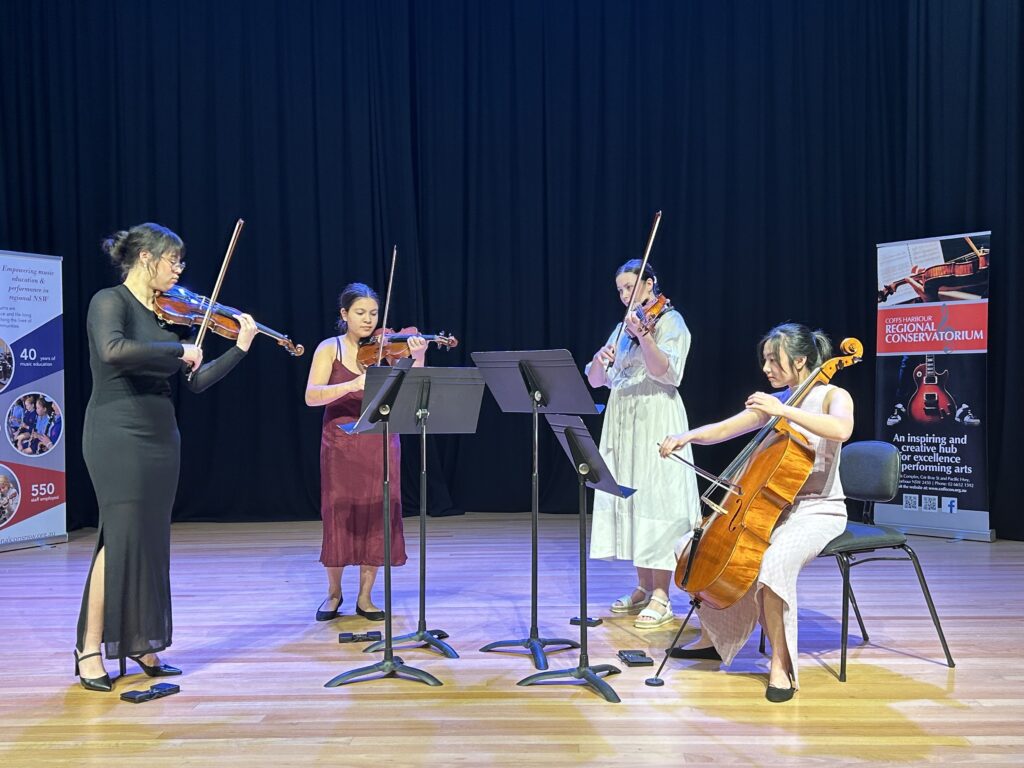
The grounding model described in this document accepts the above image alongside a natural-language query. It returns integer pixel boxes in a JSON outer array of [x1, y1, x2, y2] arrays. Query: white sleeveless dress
[[691, 383, 848, 686]]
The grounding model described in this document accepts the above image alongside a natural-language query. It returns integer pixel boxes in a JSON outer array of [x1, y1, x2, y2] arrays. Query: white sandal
[[634, 595, 674, 629], [610, 587, 652, 614]]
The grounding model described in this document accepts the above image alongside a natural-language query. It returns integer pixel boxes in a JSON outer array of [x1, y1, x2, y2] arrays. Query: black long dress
[[76, 284, 245, 660]]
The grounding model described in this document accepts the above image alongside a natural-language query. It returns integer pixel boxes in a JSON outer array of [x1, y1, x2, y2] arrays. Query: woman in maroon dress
[[304, 283, 427, 621]]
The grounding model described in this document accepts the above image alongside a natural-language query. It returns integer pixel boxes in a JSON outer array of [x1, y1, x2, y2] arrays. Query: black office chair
[[761, 440, 956, 681]]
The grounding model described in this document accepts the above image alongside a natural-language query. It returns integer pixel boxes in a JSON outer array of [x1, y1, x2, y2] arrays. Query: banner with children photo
[[0, 250, 66, 552], [874, 231, 992, 541]]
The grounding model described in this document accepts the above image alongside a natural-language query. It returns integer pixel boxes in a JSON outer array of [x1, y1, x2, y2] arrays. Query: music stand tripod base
[[324, 655, 443, 688], [517, 659, 622, 703], [365, 629, 458, 659], [479, 636, 580, 671]]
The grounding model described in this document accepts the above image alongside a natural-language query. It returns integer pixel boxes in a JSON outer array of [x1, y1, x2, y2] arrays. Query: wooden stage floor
[[1, 513, 1022, 766]]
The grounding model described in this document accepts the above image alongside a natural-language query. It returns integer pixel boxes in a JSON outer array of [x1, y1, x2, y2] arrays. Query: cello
[[673, 337, 863, 610]]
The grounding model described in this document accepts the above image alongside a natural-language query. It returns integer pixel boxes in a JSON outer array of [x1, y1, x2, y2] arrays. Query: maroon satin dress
[[319, 342, 406, 567]]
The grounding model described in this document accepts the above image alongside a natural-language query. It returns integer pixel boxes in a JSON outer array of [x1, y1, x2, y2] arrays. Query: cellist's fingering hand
[[234, 313, 258, 352], [658, 433, 690, 458], [745, 391, 786, 418]]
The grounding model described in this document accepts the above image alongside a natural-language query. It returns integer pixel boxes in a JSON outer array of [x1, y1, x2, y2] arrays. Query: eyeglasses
[[160, 255, 187, 273]]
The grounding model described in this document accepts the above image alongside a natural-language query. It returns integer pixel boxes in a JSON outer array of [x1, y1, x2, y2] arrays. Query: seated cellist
[[658, 323, 854, 702]]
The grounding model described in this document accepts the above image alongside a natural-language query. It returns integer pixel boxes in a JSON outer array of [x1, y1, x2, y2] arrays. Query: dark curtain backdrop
[[2, 1, 1021, 537]]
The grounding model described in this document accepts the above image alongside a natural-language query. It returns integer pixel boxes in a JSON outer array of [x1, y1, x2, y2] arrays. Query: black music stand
[[324, 358, 442, 688], [361, 367, 485, 660], [514, 414, 632, 702], [471, 349, 602, 670]]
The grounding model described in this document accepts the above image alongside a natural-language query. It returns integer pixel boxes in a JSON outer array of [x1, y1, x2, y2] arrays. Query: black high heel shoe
[[119, 654, 182, 677], [73, 650, 112, 692]]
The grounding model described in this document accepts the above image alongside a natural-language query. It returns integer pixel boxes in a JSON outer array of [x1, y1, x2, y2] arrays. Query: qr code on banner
[[902, 494, 919, 510], [921, 495, 939, 511]]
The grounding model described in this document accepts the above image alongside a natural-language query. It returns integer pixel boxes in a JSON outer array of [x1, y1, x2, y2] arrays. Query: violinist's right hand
[[180, 344, 204, 370], [350, 373, 366, 392], [595, 344, 616, 367]]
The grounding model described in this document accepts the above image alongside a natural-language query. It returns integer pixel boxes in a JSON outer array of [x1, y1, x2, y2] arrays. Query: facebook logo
[[942, 496, 958, 514]]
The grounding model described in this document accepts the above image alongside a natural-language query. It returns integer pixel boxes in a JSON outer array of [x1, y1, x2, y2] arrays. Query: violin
[[155, 285, 305, 357], [356, 327, 458, 367], [629, 294, 672, 337], [878, 243, 990, 303]]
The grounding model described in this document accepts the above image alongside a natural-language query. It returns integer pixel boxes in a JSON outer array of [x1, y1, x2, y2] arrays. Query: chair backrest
[[839, 440, 901, 503]]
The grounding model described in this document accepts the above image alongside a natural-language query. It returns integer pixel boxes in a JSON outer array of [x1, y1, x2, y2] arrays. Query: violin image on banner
[[908, 354, 956, 423], [155, 285, 305, 357], [356, 327, 458, 367], [672, 338, 863, 610], [877, 236, 990, 303]]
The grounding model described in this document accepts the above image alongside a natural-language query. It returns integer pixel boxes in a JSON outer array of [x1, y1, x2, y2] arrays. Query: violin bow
[[964, 236, 982, 258], [375, 245, 398, 367], [190, 218, 244, 379], [607, 210, 662, 370]]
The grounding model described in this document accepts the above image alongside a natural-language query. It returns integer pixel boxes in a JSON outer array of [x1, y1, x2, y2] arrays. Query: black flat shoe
[[124, 655, 182, 677], [356, 606, 386, 622], [766, 673, 796, 703], [73, 650, 112, 692], [666, 645, 722, 660], [316, 595, 342, 622]]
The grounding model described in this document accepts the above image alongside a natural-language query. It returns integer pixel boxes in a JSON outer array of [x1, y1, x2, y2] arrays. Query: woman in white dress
[[586, 259, 700, 629], [658, 323, 854, 702]]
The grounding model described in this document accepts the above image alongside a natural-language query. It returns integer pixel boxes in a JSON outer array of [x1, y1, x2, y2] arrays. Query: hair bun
[[101, 230, 130, 262]]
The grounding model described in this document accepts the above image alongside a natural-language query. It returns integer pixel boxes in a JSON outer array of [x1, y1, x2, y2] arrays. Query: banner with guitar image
[[0, 250, 66, 553], [874, 232, 992, 541]]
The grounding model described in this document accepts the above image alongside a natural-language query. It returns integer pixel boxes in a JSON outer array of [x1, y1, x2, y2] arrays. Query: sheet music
[[878, 240, 945, 306]]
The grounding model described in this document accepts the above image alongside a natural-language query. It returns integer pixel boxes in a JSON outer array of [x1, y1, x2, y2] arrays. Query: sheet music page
[[878, 240, 945, 305]]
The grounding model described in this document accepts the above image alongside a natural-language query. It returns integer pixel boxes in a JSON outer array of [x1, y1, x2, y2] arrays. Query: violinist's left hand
[[745, 391, 786, 418], [408, 334, 428, 364], [235, 313, 258, 352], [624, 309, 647, 339]]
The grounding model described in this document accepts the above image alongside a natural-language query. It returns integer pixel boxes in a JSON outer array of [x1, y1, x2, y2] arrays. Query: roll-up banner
[[0, 250, 66, 553], [874, 232, 992, 541]]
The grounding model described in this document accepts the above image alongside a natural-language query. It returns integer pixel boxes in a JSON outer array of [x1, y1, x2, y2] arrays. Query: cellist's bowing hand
[[745, 391, 787, 418], [234, 313, 258, 352], [659, 433, 691, 458], [408, 334, 428, 364]]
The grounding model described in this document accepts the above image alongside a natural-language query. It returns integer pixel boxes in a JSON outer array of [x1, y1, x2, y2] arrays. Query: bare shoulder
[[824, 385, 854, 412], [312, 336, 342, 358]]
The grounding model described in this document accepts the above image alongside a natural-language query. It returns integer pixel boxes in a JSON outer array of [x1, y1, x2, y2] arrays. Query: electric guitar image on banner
[[908, 355, 957, 423]]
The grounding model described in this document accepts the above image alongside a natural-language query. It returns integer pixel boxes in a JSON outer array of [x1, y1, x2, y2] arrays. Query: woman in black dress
[[74, 223, 257, 691]]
